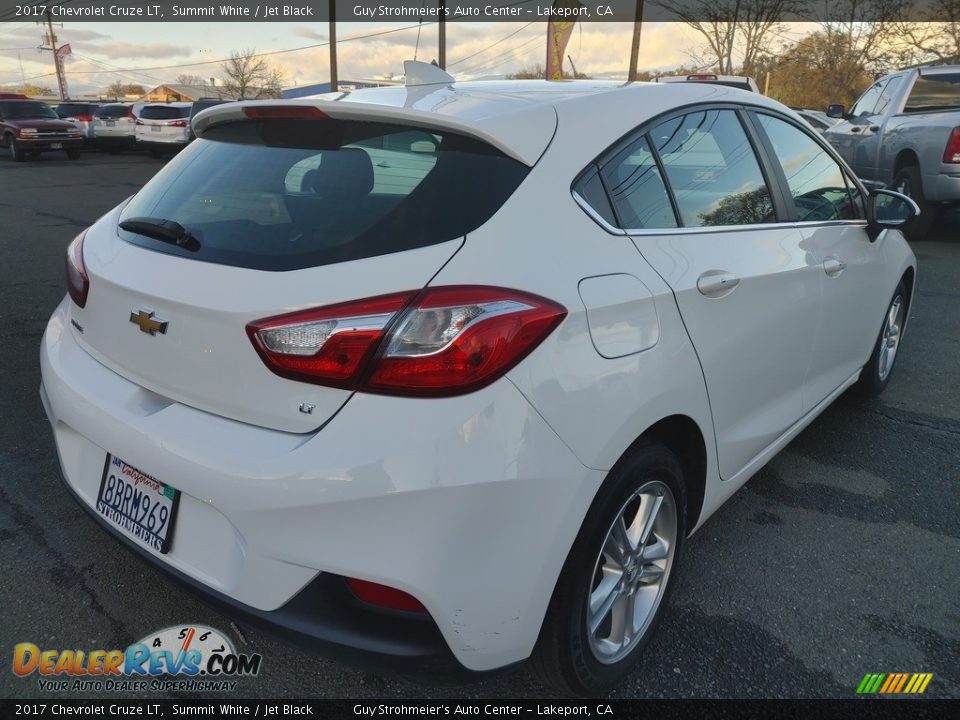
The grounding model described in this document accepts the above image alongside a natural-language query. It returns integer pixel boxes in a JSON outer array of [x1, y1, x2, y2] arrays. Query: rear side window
[[650, 110, 775, 227], [906, 73, 960, 111], [97, 105, 130, 119], [757, 114, 864, 221], [600, 136, 676, 229], [140, 106, 190, 120], [119, 118, 530, 271]]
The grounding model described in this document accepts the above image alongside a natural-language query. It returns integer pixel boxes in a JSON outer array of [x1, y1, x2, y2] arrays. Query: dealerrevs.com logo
[[12, 625, 263, 693]]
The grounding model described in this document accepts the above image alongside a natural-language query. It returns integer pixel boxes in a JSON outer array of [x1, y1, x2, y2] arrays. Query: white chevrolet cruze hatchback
[[41, 64, 918, 695]]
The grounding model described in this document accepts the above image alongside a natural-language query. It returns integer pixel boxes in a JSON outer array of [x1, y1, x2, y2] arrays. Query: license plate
[[96, 455, 180, 554], [151, 125, 161, 132], [104, 120, 115, 127], [50, 143, 62, 149]]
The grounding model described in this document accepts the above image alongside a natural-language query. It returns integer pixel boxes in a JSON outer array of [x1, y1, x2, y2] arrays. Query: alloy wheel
[[878, 295, 904, 382], [586, 480, 677, 664]]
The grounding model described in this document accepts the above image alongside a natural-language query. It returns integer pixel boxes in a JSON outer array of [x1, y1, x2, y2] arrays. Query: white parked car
[[134, 102, 192, 157], [41, 65, 918, 695], [93, 103, 140, 151]]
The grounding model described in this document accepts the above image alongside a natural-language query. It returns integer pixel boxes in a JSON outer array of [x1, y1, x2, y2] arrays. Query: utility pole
[[567, 54, 579, 78], [627, 0, 644, 83], [329, 0, 338, 92], [41, 9, 68, 99], [438, 1, 446, 69]]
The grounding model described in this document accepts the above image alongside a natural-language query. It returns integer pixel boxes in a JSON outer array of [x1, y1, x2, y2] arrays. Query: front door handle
[[697, 271, 740, 297], [823, 257, 846, 276]]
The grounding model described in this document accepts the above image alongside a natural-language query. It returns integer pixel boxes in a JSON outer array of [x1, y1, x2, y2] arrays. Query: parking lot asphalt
[[0, 151, 957, 700]]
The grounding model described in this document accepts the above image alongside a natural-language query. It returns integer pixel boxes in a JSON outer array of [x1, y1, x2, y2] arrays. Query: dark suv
[[0, 97, 84, 161]]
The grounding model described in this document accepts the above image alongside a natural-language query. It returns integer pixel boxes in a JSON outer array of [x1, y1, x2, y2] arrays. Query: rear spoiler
[[191, 96, 557, 167]]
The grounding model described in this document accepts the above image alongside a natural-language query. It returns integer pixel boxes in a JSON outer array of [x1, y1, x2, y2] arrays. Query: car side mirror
[[867, 189, 920, 241], [826, 104, 847, 119]]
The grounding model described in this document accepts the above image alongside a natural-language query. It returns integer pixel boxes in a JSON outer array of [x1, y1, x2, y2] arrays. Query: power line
[[12, 22, 434, 84], [448, 21, 537, 68]]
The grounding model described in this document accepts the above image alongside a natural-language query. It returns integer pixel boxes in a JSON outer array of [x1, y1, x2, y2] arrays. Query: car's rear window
[[97, 105, 130, 119], [905, 73, 960, 111], [56, 103, 97, 116], [139, 105, 190, 120], [119, 118, 530, 271]]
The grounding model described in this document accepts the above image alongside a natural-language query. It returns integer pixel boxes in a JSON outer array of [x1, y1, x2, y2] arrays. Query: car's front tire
[[893, 165, 936, 239], [854, 280, 908, 397], [7, 135, 25, 162], [532, 441, 686, 696]]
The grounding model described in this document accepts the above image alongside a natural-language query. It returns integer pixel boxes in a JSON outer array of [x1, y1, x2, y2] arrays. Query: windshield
[[119, 117, 530, 271], [0, 101, 58, 119]]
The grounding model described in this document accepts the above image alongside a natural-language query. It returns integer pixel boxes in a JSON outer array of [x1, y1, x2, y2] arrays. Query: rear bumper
[[923, 170, 960, 202], [50, 451, 463, 675], [40, 297, 600, 672], [136, 137, 188, 150], [95, 134, 136, 145]]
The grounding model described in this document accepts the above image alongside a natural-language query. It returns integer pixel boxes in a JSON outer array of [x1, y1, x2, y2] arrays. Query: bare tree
[[652, 0, 802, 76], [817, 0, 909, 80], [890, 0, 960, 65], [176, 73, 207, 86], [221, 48, 285, 99], [106, 81, 146, 98]]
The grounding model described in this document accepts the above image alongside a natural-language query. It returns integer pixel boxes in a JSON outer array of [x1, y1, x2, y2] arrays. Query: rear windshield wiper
[[119, 217, 200, 252]]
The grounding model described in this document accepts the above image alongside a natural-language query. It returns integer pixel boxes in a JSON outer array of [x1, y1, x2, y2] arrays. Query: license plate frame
[[50, 143, 62, 149], [150, 125, 161, 132], [96, 455, 181, 554]]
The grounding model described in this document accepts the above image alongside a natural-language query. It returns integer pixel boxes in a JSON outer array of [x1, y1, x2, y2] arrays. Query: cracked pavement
[[0, 153, 957, 699]]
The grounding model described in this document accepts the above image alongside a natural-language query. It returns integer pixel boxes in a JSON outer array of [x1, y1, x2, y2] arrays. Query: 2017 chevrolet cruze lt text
[[40, 65, 918, 695]]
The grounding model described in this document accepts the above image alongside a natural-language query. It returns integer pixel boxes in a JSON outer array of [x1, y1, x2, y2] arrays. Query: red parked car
[[0, 96, 84, 161]]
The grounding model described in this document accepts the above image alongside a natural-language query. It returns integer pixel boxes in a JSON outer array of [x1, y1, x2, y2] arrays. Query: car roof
[[916, 64, 960, 76], [194, 79, 791, 166], [143, 102, 193, 107]]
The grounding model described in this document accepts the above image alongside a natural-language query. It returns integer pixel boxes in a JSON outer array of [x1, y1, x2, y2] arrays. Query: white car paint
[[41, 78, 916, 675], [135, 102, 192, 148]]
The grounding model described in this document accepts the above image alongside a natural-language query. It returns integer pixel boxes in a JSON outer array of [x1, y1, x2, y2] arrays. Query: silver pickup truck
[[824, 65, 960, 238]]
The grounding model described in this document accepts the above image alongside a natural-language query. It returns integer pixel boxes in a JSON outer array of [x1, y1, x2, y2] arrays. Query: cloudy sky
[[0, 20, 813, 93]]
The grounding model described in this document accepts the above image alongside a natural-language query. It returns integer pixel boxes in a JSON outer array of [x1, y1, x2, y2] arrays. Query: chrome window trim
[[573, 189, 868, 237], [571, 189, 627, 236]]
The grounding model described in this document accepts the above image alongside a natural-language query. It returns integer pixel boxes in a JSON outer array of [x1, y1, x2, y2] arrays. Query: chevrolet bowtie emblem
[[129, 308, 168, 336]]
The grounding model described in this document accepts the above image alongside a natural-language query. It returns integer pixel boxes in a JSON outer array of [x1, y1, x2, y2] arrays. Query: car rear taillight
[[127, 106, 135, 119], [75, 114, 93, 122], [247, 286, 566, 396], [65, 232, 89, 308], [168, 120, 188, 128], [943, 128, 960, 163], [243, 105, 328, 120], [346, 578, 426, 613]]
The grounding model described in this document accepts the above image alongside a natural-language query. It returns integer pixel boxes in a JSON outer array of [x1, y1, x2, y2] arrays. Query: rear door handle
[[697, 271, 740, 297], [823, 257, 846, 276]]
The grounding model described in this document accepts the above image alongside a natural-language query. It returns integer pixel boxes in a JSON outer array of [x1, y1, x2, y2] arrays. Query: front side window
[[851, 82, 886, 118], [874, 75, 903, 115], [758, 114, 864, 222], [650, 109, 775, 227]]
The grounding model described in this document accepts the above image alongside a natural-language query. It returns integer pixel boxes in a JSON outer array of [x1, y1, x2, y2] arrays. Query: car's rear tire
[[892, 165, 936, 239], [853, 281, 908, 397], [66, 148, 81, 160], [7, 135, 25, 162], [532, 441, 686, 696]]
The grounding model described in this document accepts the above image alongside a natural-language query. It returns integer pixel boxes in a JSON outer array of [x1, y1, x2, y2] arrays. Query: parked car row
[[0, 94, 235, 162]]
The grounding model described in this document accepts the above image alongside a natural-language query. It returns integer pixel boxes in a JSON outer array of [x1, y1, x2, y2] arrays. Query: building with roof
[[138, 84, 236, 103]]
